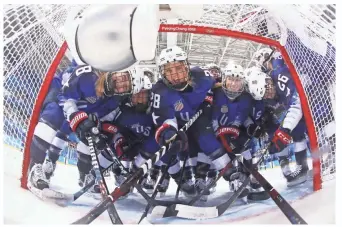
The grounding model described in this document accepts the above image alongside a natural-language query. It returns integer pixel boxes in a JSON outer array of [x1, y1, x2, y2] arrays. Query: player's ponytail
[[95, 71, 107, 98]]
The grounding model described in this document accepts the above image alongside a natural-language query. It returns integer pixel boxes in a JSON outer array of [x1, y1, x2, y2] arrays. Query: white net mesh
[[2, 4, 335, 190]]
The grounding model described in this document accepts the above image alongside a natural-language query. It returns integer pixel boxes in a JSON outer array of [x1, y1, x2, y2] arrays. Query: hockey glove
[[155, 124, 188, 154], [114, 137, 129, 157], [101, 121, 119, 138], [216, 126, 241, 154], [198, 93, 214, 117], [69, 111, 96, 144], [257, 108, 276, 132], [270, 127, 292, 154], [114, 136, 141, 160], [88, 121, 119, 151]]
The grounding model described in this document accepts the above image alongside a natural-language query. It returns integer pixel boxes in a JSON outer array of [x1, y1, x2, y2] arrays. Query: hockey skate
[[78, 170, 86, 187], [27, 163, 72, 202], [156, 174, 170, 197], [195, 178, 210, 201], [78, 170, 101, 200], [172, 167, 197, 198], [207, 170, 218, 194], [286, 164, 308, 187], [247, 175, 270, 201], [43, 158, 56, 181], [78, 169, 99, 192], [28, 163, 51, 190], [142, 168, 160, 194], [228, 172, 250, 203], [28, 159, 56, 190], [279, 157, 292, 178], [286, 150, 309, 187], [178, 178, 196, 197]]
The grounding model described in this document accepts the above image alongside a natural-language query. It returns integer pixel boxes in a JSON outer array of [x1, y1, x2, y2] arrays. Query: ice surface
[[3, 145, 335, 224]]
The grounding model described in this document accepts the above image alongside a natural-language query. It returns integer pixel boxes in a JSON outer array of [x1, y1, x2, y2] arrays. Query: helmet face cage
[[131, 89, 151, 112], [159, 61, 190, 90], [222, 76, 246, 100], [104, 71, 133, 96]]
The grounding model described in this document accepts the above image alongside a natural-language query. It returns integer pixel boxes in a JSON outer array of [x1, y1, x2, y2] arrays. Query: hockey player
[[150, 46, 231, 197], [204, 63, 222, 82], [27, 62, 79, 194], [246, 54, 310, 187], [28, 65, 147, 194], [212, 63, 269, 200]]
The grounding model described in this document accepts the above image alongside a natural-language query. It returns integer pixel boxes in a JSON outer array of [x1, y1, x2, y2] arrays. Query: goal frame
[[20, 24, 322, 191]]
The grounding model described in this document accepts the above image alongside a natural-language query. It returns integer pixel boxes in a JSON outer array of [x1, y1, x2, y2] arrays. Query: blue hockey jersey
[[151, 66, 215, 130], [58, 65, 123, 120]]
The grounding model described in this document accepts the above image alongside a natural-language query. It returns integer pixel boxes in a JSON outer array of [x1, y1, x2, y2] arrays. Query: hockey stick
[[150, 142, 268, 220], [87, 128, 123, 224], [240, 155, 307, 224], [71, 108, 204, 224], [138, 155, 177, 224], [151, 129, 269, 219], [151, 174, 251, 220], [156, 143, 307, 223], [175, 155, 188, 199]]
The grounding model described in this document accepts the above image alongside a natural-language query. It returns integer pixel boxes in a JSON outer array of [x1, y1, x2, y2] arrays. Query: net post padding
[[20, 42, 68, 189], [158, 24, 321, 191]]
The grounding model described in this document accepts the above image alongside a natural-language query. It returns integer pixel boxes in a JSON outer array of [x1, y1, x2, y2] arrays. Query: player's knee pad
[[33, 121, 58, 144], [275, 146, 290, 158], [185, 155, 197, 168], [197, 152, 211, 165], [293, 138, 307, 153], [30, 135, 50, 164], [47, 131, 69, 163], [208, 147, 231, 171], [77, 152, 92, 174], [241, 148, 252, 160], [97, 152, 113, 169], [134, 149, 156, 168], [77, 141, 90, 155], [167, 158, 181, 175]]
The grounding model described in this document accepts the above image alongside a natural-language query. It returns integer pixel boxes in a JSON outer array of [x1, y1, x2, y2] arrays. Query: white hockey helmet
[[245, 70, 268, 100], [131, 76, 152, 113], [158, 46, 190, 90], [158, 46, 188, 66], [244, 66, 261, 79], [64, 5, 159, 72], [223, 64, 244, 78], [143, 75, 153, 90], [142, 68, 156, 84]]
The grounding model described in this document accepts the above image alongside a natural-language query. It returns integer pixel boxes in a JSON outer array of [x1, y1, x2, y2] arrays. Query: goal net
[[3, 4, 335, 191]]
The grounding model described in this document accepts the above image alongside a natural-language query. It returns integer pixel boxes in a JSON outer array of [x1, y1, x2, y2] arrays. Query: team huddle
[[26, 45, 311, 204]]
